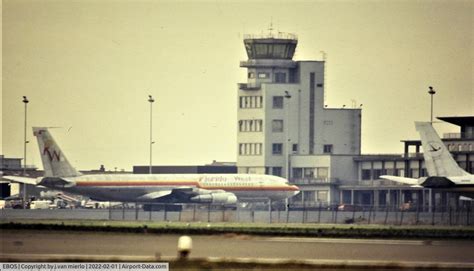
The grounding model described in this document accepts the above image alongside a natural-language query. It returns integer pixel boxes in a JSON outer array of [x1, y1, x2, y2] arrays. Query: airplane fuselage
[[44, 174, 299, 203]]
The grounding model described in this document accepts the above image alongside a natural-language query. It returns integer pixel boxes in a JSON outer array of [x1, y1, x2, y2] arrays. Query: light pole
[[428, 86, 436, 124], [427, 86, 436, 213], [22, 96, 29, 204], [284, 91, 292, 180], [148, 95, 155, 174], [284, 91, 292, 212]]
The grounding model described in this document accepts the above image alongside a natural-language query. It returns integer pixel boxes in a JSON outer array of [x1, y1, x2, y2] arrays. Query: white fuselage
[[57, 174, 299, 203]]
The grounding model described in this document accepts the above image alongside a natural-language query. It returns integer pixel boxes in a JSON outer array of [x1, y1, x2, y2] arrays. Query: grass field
[[1, 219, 473, 239]]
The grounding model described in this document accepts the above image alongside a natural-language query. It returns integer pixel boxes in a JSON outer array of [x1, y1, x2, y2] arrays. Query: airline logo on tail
[[34, 129, 61, 162], [43, 140, 61, 162], [427, 141, 443, 157]]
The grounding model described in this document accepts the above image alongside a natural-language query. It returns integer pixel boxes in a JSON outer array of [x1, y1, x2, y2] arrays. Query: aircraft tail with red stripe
[[33, 127, 82, 177]]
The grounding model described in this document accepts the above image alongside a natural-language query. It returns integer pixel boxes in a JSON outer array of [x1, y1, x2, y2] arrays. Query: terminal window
[[361, 169, 371, 180], [272, 167, 282, 177]]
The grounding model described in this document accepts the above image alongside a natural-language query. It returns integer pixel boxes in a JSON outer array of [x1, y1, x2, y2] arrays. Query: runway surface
[[1, 230, 473, 265]]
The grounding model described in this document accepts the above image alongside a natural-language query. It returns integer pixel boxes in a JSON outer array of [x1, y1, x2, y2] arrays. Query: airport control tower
[[237, 30, 362, 194]]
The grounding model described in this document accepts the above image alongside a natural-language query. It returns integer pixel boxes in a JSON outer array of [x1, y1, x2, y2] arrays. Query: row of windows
[[248, 72, 270, 79], [271, 143, 299, 155], [247, 71, 298, 83], [239, 120, 263, 132], [292, 167, 329, 179], [239, 143, 300, 156], [239, 143, 299, 156], [239, 96, 263, 108], [292, 190, 329, 202], [239, 95, 291, 109], [265, 167, 282, 177], [239, 143, 263, 156], [361, 168, 428, 180], [448, 143, 474, 152]]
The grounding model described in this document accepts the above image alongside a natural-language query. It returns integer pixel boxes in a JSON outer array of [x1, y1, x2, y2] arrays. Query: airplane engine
[[190, 192, 237, 204]]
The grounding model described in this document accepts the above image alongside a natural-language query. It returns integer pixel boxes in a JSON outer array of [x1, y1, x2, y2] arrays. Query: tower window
[[292, 144, 298, 152], [248, 72, 255, 78], [323, 144, 333, 154], [274, 72, 286, 83], [258, 72, 269, 78], [272, 120, 283, 132], [272, 143, 283, 155], [273, 96, 283, 109]]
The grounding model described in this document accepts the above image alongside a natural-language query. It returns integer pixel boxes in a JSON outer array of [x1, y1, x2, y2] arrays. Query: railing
[[238, 83, 260, 91], [291, 178, 339, 185], [2, 202, 472, 226], [443, 132, 474, 139], [243, 32, 297, 40]]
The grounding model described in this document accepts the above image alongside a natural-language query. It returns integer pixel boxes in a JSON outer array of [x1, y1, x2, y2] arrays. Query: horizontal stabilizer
[[2, 176, 38, 185], [380, 175, 420, 186]]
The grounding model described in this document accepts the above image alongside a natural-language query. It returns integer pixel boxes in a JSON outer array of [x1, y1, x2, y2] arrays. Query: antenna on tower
[[268, 18, 275, 37]]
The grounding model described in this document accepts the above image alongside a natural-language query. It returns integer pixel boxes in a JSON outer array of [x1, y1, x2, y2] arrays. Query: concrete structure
[[237, 32, 361, 205]]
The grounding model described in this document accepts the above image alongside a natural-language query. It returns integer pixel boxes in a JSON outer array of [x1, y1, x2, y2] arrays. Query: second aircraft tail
[[415, 122, 469, 177]]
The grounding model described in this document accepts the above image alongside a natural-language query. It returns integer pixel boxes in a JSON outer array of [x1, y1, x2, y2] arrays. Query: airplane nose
[[292, 185, 300, 196]]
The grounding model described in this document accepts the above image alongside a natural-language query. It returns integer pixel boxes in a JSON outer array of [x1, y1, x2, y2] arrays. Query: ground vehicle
[[337, 204, 363, 212], [30, 200, 52, 209], [4, 196, 25, 209]]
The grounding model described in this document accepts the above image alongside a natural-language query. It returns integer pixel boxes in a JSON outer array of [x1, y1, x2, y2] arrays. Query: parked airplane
[[381, 122, 474, 195], [3, 128, 299, 204]]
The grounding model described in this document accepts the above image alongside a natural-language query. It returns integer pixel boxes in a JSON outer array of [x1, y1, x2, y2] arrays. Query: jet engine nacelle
[[190, 192, 237, 204], [420, 176, 456, 188]]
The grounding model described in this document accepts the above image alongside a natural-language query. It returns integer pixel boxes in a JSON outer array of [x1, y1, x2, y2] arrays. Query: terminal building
[[339, 116, 474, 210]]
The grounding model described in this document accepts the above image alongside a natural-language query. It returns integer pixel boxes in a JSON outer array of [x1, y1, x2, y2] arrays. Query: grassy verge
[[1, 219, 473, 239]]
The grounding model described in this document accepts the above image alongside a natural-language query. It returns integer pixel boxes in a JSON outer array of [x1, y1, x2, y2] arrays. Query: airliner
[[381, 122, 474, 195], [3, 128, 299, 204]]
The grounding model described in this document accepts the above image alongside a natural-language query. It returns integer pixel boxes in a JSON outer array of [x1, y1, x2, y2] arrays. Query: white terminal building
[[237, 32, 361, 206]]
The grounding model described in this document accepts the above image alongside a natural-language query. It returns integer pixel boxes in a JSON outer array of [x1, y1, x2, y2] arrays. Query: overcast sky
[[2, 0, 473, 171]]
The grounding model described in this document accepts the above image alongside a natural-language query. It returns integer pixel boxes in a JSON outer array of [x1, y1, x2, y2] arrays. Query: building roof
[[437, 116, 474, 127]]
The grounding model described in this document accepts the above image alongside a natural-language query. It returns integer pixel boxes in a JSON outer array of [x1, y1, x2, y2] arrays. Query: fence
[[2, 202, 472, 226]]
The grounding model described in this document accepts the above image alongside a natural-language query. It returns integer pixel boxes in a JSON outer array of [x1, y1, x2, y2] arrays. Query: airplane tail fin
[[415, 122, 469, 177], [33, 127, 82, 177]]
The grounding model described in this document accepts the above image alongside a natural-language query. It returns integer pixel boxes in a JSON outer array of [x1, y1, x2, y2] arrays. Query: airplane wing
[[137, 190, 174, 201], [380, 175, 422, 187], [138, 187, 237, 204], [2, 176, 38, 185]]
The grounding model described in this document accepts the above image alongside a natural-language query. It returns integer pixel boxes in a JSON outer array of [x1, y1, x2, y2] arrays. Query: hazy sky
[[2, 0, 473, 171]]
